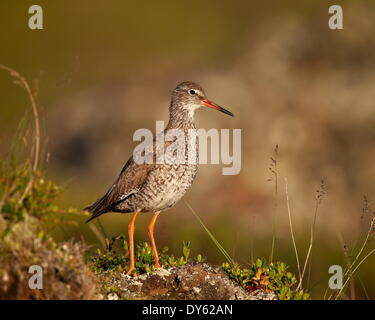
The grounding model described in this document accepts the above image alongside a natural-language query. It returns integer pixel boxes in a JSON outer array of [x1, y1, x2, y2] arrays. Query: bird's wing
[[85, 156, 153, 222], [85, 131, 177, 222]]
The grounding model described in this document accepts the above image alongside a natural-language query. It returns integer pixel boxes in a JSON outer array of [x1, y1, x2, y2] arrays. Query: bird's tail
[[84, 195, 109, 223]]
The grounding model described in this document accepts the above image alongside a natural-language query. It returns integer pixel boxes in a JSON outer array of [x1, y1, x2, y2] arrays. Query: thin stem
[[0, 65, 41, 207], [96, 217, 108, 240], [347, 217, 375, 276], [269, 144, 278, 263], [185, 200, 234, 265], [88, 224, 106, 250], [327, 215, 374, 300], [334, 248, 375, 300], [250, 215, 255, 265], [0, 65, 40, 172], [284, 177, 302, 284], [337, 233, 355, 300], [357, 276, 370, 300], [299, 199, 320, 290]]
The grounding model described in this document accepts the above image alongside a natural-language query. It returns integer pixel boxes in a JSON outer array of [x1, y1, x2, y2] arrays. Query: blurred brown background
[[0, 0, 374, 298]]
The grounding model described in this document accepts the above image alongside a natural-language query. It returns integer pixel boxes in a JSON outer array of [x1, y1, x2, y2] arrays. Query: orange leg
[[147, 212, 161, 269], [126, 211, 139, 275]]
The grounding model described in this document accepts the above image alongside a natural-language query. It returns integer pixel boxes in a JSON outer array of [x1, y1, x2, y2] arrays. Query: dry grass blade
[[337, 233, 356, 300], [284, 177, 302, 284], [268, 144, 279, 263], [299, 180, 325, 290], [327, 208, 374, 300], [334, 248, 375, 300], [89, 224, 107, 250], [0, 65, 41, 206], [0, 65, 40, 172]]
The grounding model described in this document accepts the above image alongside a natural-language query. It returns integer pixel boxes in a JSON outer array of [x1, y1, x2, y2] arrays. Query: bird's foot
[[126, 265, 135, 275], [154, 262, 161, 269]]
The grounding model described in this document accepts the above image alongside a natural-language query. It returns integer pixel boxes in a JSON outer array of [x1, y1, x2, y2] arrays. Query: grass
[[268, 144, 279, 263], [295, 179, 326, 290], [90, 238, 204, 275], [183, 145, 374, 299], [284, 177, 302, 284], [185, 190, 310, 300], [184, 199, 234, 265], [327, 210, 375, 300], [0, 65, 41, 214], [0, 66, 99, 299], [0, 66, 85, 235], [304, 180, 325, 290]]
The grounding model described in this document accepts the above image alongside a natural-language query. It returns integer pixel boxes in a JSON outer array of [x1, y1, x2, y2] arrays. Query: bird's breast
[[139, 163, 198, 212]]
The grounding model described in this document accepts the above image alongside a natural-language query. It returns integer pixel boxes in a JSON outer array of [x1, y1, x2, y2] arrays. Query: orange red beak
[[201, 99, 234, 117]]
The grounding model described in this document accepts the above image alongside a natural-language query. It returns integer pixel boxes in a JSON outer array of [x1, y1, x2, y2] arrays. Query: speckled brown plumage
[[85, 82, 205, 221]]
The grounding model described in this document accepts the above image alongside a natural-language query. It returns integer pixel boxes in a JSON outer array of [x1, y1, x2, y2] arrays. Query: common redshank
[[85, 81, 233, 274]]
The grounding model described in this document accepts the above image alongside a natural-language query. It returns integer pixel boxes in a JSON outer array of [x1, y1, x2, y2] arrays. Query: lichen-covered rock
[[0, 215, 100, 299], [97, 263, 276, 300]]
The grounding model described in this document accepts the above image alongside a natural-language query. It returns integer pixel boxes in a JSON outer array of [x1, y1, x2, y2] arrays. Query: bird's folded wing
[[85, 157, 153, 220], [85, 133, 174, 222]]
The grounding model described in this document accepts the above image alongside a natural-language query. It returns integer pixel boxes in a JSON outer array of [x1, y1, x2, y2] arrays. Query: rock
[[97, 263, 277, 300], [0, 216, 100, 300]]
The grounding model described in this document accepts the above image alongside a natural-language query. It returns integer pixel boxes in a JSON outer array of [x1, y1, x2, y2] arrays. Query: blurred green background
[[0, 0, 374, 299]]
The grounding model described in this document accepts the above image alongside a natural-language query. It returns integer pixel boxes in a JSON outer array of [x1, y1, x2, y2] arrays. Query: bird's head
[[170, 81, 234, 117]]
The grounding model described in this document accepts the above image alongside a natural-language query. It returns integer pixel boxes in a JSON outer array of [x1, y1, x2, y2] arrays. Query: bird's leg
[[147, 212, 161, 269], [126, 211, 139, 275]]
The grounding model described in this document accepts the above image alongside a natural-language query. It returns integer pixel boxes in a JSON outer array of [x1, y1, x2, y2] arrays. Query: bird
[[85, 81, 234, 275]]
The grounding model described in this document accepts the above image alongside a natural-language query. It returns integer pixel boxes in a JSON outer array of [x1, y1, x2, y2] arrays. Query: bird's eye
[[188, 89, 196, 96]]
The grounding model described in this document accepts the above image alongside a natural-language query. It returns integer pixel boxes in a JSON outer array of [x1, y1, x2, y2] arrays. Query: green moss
[[222, 258, 310, 300], [90, 238, 205, 275], [0, 162, 86, 237]]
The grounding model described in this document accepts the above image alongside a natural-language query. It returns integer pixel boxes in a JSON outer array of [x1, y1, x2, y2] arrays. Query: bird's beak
[[201, 99, 234, 117]]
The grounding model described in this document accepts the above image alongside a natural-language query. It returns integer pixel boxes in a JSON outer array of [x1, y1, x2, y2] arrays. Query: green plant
[[90, 237, 205, 275], [0, 65, 85, 238], [1, 166, 69, 235], [222, 258, 310, 300]]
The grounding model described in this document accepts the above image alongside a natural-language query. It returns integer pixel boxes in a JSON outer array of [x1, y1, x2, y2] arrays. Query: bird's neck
[[166, 105, 196, 130]]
